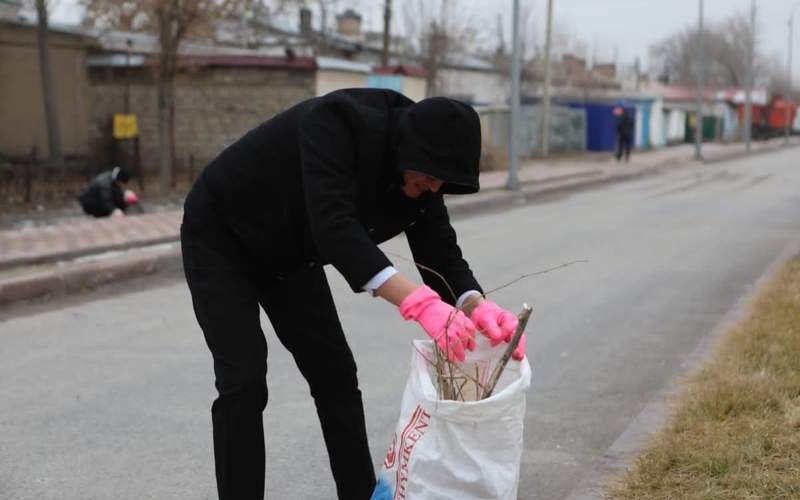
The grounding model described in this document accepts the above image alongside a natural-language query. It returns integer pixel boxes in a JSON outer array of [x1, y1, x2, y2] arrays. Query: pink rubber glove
[[399, 286, 477, 362], [470, 300, 527, 361], [512, 333, 526, 361]]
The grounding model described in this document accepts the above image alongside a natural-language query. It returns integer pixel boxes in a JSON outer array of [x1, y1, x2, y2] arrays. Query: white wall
[[649, 99, 665, 147], [634, 104, 645, 148], [664, 109, 686, 144], [316, 69, 368, 97], [401, 77, 427, 102], [437, 68, 508, 105]]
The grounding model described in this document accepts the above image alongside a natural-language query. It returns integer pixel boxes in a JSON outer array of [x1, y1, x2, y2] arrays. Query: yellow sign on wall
[[113, 114, 139, 139]]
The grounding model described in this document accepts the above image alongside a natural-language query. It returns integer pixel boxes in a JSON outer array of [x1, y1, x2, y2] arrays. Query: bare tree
[[399, 0, 477, 97], [82, 0, 150, 30], [82, 0, 240, 193], [650, 9, 773, 89], [270, 0, 339, 39]]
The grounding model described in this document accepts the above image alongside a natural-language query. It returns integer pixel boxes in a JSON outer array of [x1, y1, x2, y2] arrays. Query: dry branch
[[481, 304, 532, 399]]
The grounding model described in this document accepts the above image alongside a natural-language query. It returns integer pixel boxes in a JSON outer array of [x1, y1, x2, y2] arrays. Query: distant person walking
[[615, 107, 634, 163]]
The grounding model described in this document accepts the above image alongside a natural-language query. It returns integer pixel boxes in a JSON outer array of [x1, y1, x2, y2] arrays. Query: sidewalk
[[1, 138, 797, 307]]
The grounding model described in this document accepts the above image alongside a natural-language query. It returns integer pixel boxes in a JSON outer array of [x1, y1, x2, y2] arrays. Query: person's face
[[401, 170, 444, 198]]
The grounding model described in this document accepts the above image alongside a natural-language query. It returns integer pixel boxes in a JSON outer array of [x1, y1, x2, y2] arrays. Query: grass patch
[[608, 256, 800, 499]]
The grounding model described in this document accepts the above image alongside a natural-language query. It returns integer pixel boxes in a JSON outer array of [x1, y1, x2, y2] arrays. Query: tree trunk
[[157, 75, 174, 194], [157, 3, 176, 194], [170, 96, 177, 189], [35, 0, 62, 162]]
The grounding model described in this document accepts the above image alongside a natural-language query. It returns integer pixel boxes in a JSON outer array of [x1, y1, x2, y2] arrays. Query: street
[[1, 147, 799, 499]]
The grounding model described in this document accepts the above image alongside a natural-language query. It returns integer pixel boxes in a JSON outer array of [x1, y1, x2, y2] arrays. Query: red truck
[[738, 97, 798, 139]]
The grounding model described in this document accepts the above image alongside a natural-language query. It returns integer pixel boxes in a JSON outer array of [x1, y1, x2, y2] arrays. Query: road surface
[[1, 147, 799, 499]]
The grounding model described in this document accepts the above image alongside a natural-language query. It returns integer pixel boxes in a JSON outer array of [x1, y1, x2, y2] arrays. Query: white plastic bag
[[372, 338, 532, 500]]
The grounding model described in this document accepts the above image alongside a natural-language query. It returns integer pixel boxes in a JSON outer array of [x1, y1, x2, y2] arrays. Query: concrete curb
[[702, 141, 800, 165], [0, 142, 795, 308], [0, 171, 602, 273], [0, 167, 656, 308], [0, 245, 182, 306], [0, 234, 178, 272], [564, 234, 800, 500], [449, 167, 660, 219]]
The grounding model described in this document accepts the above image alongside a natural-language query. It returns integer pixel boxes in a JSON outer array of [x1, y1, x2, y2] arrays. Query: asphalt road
[[2, 147, 799, 499]]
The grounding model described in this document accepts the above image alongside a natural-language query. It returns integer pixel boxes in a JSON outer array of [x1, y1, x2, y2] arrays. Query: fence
[[479, 104, 587, 160], [0, 151, 97, 207], [0, 150, 203, 209]]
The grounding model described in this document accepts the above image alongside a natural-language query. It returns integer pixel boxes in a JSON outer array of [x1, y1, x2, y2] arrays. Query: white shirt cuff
[[363, 266, 399, 296], [456, 290, 482, 309]]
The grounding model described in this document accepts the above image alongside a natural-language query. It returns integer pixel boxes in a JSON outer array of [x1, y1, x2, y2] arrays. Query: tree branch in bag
[[386, 252, 563, 401], [482, 304, 533, 399]]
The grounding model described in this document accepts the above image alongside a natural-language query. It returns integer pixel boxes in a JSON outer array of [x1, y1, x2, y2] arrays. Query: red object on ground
[[124, 190, 139, 205]]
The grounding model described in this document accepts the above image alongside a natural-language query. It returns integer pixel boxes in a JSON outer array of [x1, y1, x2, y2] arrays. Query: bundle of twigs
[[426, 304, 532, 402], [386, 250, 583, 402]]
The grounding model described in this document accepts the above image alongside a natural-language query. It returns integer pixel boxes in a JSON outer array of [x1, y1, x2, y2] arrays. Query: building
[[369, 65, 427, 102], [88, 30, 317, 170], [315, 56, 370, 96], [0, 18, 97, 158]]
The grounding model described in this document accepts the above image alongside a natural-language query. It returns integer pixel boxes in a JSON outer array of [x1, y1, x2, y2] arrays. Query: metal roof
[[177, 54, 316, 69], [0, 17, 97, 39], [372, 65, 428, 78], [87, 53, 146, 67]]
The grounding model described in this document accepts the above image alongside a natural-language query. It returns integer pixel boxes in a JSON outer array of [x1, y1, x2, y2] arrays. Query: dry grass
[[608, 256, 800, 500]]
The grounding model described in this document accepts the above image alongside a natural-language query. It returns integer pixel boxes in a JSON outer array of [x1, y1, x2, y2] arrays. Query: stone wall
[[88, 66, 316, 172]]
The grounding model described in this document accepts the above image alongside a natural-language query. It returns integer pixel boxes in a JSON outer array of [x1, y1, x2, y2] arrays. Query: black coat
[[188, 88, 483, 302], [78, 171, 126, 217], [616, 112, 634, 139]]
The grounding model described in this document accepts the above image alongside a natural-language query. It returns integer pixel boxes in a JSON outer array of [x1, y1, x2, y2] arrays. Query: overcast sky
[[51, 0, 800, 80]]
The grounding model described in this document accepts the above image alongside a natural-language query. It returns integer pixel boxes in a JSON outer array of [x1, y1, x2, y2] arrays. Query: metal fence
[[479, 104, 587, 158], [0, 151, 202, 209], [0, 153, 97, 206]]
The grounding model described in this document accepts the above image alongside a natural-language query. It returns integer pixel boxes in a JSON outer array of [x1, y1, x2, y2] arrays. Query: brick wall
[[88, 65, 316, 173]]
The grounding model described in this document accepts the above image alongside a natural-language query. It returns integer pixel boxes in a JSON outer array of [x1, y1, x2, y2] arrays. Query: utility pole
[[541, 0, 554, 157], [695, 0, 704, 160], [786, 3, 799, 144], [507, 0, 521, 190], [382, 0, 391, 66], [745, 0, 756, 153]]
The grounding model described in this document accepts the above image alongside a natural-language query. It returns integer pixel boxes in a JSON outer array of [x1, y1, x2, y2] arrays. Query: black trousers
[[616, 134, 632, 162], [181, 218, 376, 500]]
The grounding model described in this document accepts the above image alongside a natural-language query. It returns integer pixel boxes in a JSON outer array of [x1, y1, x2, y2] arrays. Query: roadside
[[606, 254, 800, 499], [1, 137, 798, 308]]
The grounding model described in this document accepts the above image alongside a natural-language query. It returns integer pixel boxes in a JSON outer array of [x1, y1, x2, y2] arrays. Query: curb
[[0, 168, 653, 308], [0, 171, 603, 273], [1, 142, 795, 308], [448, 166, 660, 219], [564, 234, 800, 500], [0, 234, 178, 272], [0, 245, 182, 306], [702, 141, 800, 165]]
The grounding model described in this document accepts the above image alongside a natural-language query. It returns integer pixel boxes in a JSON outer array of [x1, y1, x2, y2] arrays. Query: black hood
[[394, 97, 481, 194]]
